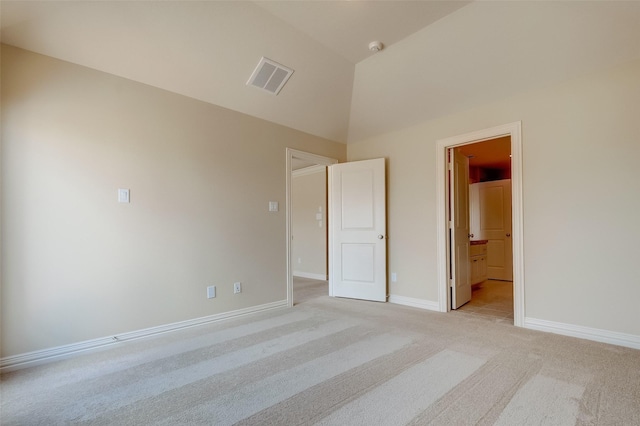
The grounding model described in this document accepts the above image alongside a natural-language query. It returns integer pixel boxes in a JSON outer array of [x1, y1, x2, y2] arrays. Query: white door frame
[[286, 148, 338, 307], [435, 122, 525, 326]]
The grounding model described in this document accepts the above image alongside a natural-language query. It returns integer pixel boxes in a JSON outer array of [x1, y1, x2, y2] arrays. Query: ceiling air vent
[[247, 57, 294, 95]]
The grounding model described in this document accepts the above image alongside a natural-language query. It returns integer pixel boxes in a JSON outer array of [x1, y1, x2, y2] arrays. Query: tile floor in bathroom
[[455, 279, 514, 324]]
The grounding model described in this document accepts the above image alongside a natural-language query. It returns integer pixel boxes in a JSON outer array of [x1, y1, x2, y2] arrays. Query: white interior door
[[470, 179, 513, 281], [329, 158, 386, 302], [451, 149, 471, 309]]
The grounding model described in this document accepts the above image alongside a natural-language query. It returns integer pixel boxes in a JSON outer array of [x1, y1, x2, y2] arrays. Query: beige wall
[[291, 168, 327, 278], [348, 58, 640, 336], [0, 45, 346, 357]]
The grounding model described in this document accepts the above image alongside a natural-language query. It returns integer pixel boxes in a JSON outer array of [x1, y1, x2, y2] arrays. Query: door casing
[[436, 122, 525, 326]]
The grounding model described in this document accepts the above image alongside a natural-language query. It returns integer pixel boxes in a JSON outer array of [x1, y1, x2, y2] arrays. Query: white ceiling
[[254, 1, 470, 64], [2, 1, 639, 144], [348, 1, 640, 142]]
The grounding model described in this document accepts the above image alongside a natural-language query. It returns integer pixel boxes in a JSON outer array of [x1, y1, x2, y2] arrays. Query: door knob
[[468, 233, 474, 238], [506, 233, 511, 237], [378, 235, 384, 239]]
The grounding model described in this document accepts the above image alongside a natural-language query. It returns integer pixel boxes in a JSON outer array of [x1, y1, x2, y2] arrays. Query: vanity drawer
[[470, 244, 487, 256]]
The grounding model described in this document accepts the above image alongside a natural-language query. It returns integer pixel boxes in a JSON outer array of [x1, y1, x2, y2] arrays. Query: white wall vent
[[247, 57, 294, 95]]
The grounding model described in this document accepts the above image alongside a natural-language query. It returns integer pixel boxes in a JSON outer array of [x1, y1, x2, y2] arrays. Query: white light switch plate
[[207, 285, 216, 299], [269, 201, 279, 212], [118, 188, 130, 203]]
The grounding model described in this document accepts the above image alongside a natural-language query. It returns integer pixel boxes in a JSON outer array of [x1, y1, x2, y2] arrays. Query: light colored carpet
[[2, 278, 639, 425]]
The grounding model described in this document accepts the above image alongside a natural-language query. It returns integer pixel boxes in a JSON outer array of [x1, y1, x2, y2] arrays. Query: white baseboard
[[524, 317, 640, 350], [0, 300, 288, 373], [389, 294, 440, 312], [293, 271, 327, 280]]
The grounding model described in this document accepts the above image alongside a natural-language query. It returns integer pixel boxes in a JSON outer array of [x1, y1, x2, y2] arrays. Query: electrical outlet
[[207, 285, 216, 299], [391, 272, 397, 282], [233, 282, 242, 294]]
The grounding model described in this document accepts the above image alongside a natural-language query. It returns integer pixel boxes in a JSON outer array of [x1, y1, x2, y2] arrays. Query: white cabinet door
[[470, 179, 512, 281], [329, 158, 386, 302]]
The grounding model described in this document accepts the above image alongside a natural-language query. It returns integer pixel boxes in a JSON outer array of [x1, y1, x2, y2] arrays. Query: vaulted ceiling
[[2, 1, 639, 144]]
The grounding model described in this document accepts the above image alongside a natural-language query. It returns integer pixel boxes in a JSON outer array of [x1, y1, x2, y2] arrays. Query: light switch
[[315, 213, 323, 220], [207, 285, 216, 299], [269, 201, 279, 212], [118, 188, 130, 203]]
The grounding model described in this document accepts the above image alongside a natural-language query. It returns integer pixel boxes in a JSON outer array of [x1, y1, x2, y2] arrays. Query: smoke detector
[[368, 41, 383, 52], [247, 57, 294, 95]]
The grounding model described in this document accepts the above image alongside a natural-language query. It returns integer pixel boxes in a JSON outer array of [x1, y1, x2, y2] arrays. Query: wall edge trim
[[0, 300, 288, 373], [292, 164, 326, 177], [293, 272, 328, 280], [389, 294, 440, 312], [524, 317, 640, 350]]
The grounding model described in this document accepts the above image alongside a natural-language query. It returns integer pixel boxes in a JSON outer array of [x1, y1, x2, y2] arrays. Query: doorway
[[436, 122, 525, 327], [286, 149, 337, 307], [455, 137, 514, 322], [286, 149, 387, 306], [291, 164, 327, 282]]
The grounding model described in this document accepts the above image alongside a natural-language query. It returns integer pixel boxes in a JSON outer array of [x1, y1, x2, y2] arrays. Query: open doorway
[[454, 137, 513, 322], [286, 149, 387, 306], [436, 122, 525, 327], [291, 162, 328, 304], [285, 149, 337, 307]]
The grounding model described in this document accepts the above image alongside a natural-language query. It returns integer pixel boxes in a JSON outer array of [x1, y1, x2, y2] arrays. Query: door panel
[[451, 149, 471, 309], [330, 158, 386, 302], [470, 179, 512, 281], [342, 170, 375, 229], [342, 243, 375, 282]]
